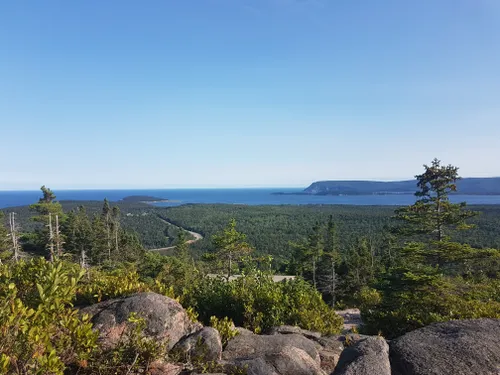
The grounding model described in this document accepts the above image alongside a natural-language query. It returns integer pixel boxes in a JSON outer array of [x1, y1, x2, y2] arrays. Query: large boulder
[[333, 336, 391, 375], [80, 292, 202, 349], [390, 318, 500, 375], [224, 346, 325, 375], [222, 332, 320, 363], [171, 327, 223, 362]]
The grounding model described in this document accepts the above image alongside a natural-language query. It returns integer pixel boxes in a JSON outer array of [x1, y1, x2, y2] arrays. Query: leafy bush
[[210, 316, 239, 347], [183, 271, 343, 335], [79, 312, 166, 375], [359, 273, 500, 338], [0, 259, 97, 375]]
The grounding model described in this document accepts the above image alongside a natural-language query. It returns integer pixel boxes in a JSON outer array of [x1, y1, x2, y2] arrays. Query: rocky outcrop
[[333, 336, 391, 375], [224, 346, 325, 375], [390, 318, 500, 375], [149, 361, 183, 375], [171, 327, 223, 362], [314, 336, 345, 374], [80, 292, 202, 350], [269, 325, 321, 340], [223, 332, 320, 364], [80, 292, 500, 375]]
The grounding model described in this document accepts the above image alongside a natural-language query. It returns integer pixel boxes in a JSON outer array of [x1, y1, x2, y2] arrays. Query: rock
[[80, 292, 202, 350], [235, 327, 254, 336], [224, 346, 325, 375], [171, 327, 223, 362], [148, 361, 182, 375], [333, 336, 391, 375], [223, 332, 320, 363], [390, 318, 500, 375], [269, 325, 322, 340], [315, 336, 345, 374]]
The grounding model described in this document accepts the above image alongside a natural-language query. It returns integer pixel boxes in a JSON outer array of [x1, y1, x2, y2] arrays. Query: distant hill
[[302, 177, 500, 195]]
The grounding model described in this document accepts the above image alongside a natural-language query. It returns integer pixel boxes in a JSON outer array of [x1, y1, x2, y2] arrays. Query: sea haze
[[2, 189, 500, 209]]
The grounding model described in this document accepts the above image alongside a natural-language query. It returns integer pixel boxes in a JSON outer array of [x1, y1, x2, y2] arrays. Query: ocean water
[[1, 189, 500, 209]]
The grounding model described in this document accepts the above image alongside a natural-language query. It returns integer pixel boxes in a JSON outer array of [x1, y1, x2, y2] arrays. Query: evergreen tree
[[318, 216, 341, 306], [289, 222, 324, 288], [63, 207, 93, 268], [29, 186, 65, 260], [210, 219, 253, 279], [174, 230, 189, 261], [360, 160, 499, 337], [395, 158, 477, 242]]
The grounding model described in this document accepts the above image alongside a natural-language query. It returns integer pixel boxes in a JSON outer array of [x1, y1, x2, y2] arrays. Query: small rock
[[171, 327, 223, 362], [149, 361, 182, 375]]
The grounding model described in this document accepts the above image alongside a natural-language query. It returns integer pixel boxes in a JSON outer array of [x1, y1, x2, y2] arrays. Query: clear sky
[[1, 0, 499, 189]]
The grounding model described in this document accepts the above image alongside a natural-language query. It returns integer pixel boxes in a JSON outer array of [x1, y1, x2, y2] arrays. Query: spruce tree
[[395, 158, 477, 242], [210, 219, 253, 279]]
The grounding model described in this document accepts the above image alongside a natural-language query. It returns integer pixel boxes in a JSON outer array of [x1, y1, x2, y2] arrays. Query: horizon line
[[2, 175, 500, 192]]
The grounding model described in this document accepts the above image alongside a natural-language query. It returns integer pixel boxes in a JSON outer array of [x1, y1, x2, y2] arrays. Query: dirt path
[[148, 216, 203, 252]]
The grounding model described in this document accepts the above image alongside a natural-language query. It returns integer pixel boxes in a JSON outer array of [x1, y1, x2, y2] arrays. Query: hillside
[[303, 177, 500, 195]]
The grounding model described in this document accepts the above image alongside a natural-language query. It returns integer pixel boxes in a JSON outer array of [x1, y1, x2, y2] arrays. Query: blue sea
[[1, 189, 500, 209]]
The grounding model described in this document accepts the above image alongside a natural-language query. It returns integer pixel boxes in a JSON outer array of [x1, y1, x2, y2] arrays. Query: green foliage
[[210, 316, 239, 347], [75, 267, 152, 306], [182, 271, 343, 335], [79, 312, 166, 375], [0, 259, 97, 374], [0, 211, 12, 261], [394, 158, 477, 242], [28, 186, 66, 259], [361, 160, 500, 338], [208, 219, 254, 279]]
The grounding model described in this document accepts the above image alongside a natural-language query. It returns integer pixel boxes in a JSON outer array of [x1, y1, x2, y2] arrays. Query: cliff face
[[303, 177, 500, 195]]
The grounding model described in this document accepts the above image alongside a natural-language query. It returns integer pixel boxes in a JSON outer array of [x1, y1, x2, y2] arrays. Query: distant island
[[119, 195, 169, 203], [276, 177, 500, 196]]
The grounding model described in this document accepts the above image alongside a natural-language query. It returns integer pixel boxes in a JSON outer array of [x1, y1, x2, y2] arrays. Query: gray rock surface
[[80, 292, 201, 349], [390, 318, 500, 375], [315, 335, 345, 374], [269, 325, 322, 340], [224, 346, 325, 375], [171, 327, 223, 362], [223, 332, 320, 363], [333, 336, 391, 375]]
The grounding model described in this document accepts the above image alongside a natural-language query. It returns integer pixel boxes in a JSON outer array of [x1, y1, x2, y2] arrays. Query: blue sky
[[1, 0, 499, 189]]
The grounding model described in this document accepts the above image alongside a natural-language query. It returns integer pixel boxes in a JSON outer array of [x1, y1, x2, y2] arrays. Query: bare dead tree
[[48, 213, 55, 262], [55, 214, 64, 257], [9, 212, 21, 261]]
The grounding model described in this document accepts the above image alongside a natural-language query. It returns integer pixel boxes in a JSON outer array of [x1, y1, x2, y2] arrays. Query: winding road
[[148, 216, 203, 253]]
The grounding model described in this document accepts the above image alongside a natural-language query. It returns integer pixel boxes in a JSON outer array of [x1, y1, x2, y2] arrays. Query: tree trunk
[[331, 259, 336, 308], [48, 213, 54, 262], [55, 215, 62, 257], [312, 256, 317, 288], [9, 213, 19, 261]]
